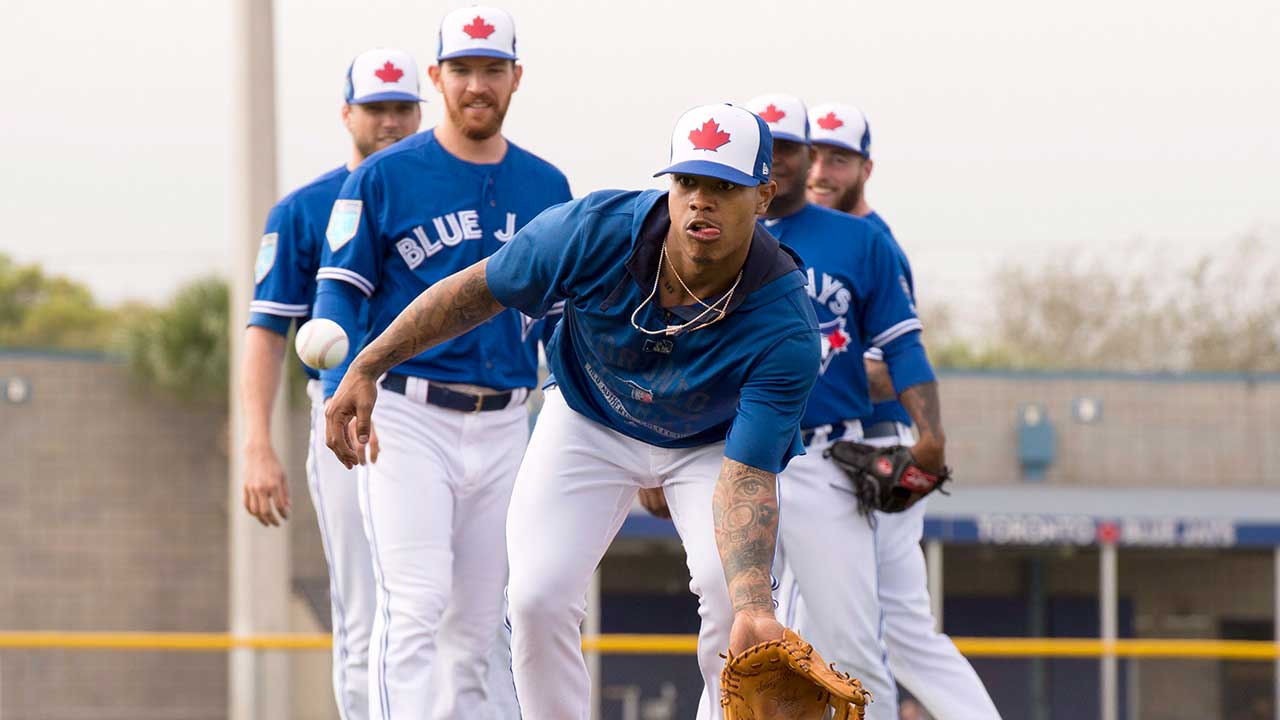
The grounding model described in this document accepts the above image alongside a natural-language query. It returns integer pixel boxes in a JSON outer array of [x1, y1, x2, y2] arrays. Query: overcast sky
[[2, 0, 1277, 314]]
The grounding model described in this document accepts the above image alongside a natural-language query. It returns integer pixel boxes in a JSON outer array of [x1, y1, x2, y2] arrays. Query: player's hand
[[345, 417, 381, 465], [367, 422, 380, 464], [326, 366, 378, 469], [637, 487, 671, 519], [727, 610, 786, 657], [243, 441, 290, 527], [910, 434, 946, 474]]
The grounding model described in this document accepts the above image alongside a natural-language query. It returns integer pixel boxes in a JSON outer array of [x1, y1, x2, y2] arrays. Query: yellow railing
[[0, 632, 1276, 660]]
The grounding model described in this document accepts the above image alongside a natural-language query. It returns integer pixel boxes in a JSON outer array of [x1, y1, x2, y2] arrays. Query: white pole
[[926, 540, 944, 632], [1100, 541, 1118, 720], [1273, 546, 1279, 720], [587, 567, 603, 720], [228, 1, 289, 719]]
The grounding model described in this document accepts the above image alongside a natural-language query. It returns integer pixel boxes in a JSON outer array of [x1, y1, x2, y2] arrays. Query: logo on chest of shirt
[[818, 316, 852, 374], [805, 268, 852, 316], [394, 210, 518, 270]]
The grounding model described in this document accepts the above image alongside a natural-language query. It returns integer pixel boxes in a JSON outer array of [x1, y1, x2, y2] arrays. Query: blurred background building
[[3, 348, 1277, 719]]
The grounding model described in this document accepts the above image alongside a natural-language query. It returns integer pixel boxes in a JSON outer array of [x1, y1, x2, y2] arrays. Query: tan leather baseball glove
[[720, 628, 871, 719]]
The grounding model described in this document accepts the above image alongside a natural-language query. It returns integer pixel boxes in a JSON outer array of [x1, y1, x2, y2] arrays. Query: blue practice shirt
[[486, 189, 821, 474], [862, 210, 916, 428], [760, 204, 933, 430], [313, 130, 572, 396], [248, 165, 350, 381]]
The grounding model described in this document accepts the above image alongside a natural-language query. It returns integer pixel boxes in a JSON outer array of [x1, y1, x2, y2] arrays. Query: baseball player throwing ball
[[312, 7, 570, 718], [241, 47, 422, 720], [327, 103, 822, 719], [802, 101, 1000, 719]]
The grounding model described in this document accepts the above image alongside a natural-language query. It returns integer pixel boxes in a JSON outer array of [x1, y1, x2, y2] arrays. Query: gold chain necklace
[[628, 238, 744, 337]]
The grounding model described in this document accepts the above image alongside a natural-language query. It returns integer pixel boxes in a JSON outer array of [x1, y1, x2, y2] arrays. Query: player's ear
[[428, 64, 444, 93], [754, 180, 778, 215], [341, 103, 353, 130], [862, 158, 874, 182], [511, 62, 523, 92]]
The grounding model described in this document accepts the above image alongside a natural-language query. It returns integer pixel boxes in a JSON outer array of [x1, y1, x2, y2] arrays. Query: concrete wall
[[0, 353, 331, 720], [939, 370, 1280, 488]]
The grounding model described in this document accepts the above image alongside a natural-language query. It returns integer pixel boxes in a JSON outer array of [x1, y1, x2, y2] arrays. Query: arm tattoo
[[354, 259, 505, 378], [864, 357, 896, 403], [899, 380, 944, 441], [712, 458, 779, 614]]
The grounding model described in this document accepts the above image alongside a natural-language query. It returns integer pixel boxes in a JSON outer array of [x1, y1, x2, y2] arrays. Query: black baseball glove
[[824, 442, 950, 514]]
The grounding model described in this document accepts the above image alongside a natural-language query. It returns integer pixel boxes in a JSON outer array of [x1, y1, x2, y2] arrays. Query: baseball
[[295, 318, 349, 370]]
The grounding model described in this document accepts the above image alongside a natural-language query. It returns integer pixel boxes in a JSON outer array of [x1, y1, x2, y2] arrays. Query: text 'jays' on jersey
[[760, 204, 933, 430], [486, 189, 821, 474], [861, 210, 916, 428], [249, 165, 351, 380], [314, 130, 572, 396]]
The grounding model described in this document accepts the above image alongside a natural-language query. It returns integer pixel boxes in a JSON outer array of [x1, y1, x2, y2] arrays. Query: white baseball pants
[[359, 388, 527, 719], [773, 425, 900, 720], [779, 422, 1001, 720], [307, 380, 376, 720], [506, 388, 734, 720]]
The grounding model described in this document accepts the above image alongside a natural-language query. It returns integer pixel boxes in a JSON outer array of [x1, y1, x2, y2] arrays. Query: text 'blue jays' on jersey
[[486, 189, 821, 474], [314, 130, 572, 395], [249, 165, 350, 380], [862, 210, 915, 428], [760, 204, 933, 430]]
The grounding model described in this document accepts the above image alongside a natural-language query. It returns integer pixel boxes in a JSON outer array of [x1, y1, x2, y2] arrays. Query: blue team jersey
[[760, 204, 925, 430], [863, 211, 916, 427], [487, 189, 821, 474], [316, 130, 571, 392], [248, 165, 350, 380]]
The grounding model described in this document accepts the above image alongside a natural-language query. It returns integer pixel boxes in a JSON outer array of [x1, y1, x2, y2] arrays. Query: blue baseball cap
[[438, 6, 518, 62], [655, 104, 773, 187], [808, 102, 872, 158], [345, 48, 423, 105], [745, 94, 809, 145]]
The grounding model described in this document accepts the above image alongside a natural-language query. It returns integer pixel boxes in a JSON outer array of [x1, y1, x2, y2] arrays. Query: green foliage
[[930, 234, 1280, 373], [0, 254, 120, 351], [122, 277, 230, 404]]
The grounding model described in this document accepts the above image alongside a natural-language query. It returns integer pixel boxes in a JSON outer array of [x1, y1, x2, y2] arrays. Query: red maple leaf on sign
[[816, 112, 844, 131], [757, 104, 786, 124], [374, 61, 404, 83], [463, 15, 496, 39], [688, 119, 731, 151]]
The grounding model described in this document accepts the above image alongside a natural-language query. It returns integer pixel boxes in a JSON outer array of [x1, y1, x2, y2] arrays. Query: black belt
[[380, 373, 513, 413], [801, 420, 906, 447], [862, 421, 903, 440]]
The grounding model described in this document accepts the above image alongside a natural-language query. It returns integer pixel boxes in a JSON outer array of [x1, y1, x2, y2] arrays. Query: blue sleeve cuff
[[313, 279, 364, 398], [881, 330, 935, 394], [246, 312, 293, 336]]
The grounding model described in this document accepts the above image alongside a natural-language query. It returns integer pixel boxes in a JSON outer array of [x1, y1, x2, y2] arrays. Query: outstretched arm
[[325, 259, 504, 467], [713, 458, 786, 653]]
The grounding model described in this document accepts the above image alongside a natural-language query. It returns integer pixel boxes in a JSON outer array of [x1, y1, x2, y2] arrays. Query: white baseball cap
[[808, 102, 872, 158], [345, 48, 422, 105], [438, 6, 518, 62], [655, 104, 773, 187], [745, 94, 809, 145]]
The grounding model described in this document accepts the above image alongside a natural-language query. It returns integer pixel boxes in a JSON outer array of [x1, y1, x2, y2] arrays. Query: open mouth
[[807, 183, 837, 198], [685, 218, 722, 242]]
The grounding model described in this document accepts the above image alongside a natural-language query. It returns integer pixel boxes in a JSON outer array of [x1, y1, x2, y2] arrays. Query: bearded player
[[312, 7, 570, 718], [804, 100, 1000, 719], [242, 48, 421, 720]]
